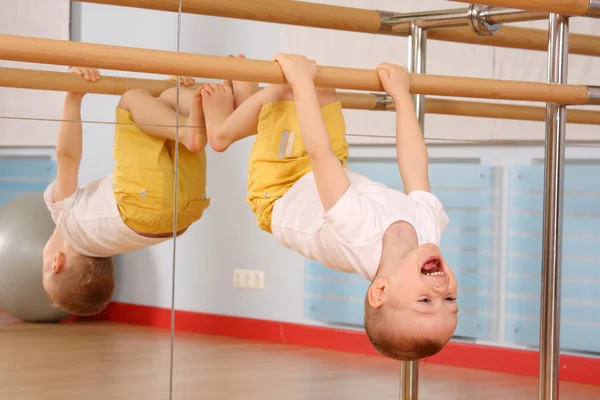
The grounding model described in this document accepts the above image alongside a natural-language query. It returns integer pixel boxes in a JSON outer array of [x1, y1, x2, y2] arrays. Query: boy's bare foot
[[179, 86, 207, 153], [231, 54, 259, 108], [201, 83, 234, 152]]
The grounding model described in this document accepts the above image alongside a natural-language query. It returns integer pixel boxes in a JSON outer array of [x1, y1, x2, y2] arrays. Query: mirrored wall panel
[[0, 0, 181, 398]]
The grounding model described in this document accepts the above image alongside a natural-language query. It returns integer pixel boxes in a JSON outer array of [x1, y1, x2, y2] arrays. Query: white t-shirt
[[43, 175, 169, 257], [271, 170, 449, 281]]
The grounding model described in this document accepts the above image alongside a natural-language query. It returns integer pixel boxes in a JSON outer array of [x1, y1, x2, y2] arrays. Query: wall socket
[[233, 269, 265, 290]]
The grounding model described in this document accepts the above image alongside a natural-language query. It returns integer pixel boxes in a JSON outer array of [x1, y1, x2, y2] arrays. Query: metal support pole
[[409, 23, 427, 129], [399, 22, 427, 400], [400, 362, 418, 400], [586, 0, 600, 17], [539, 12, 569, 400], [377, 6, 547, 36]]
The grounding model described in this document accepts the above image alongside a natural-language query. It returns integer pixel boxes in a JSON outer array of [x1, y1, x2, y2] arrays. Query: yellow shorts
[[247, 100, 348, 233], [112, 107, 210, 235]]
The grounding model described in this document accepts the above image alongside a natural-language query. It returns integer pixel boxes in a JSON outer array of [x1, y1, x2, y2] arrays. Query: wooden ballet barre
[[0, 67, 381, 110], [427, 26, 600, 58], [3, 67, 600, 125], [0, 34, 597, 104], [0, 68, 178, 98], [422, 98, 600, 125], [75, 0, 383, 34], [448, 0, 600, 18], [74, 0, 600, 58]]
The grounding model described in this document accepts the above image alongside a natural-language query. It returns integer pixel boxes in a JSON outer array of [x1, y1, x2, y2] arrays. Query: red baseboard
[[89, 302, 600, 386]]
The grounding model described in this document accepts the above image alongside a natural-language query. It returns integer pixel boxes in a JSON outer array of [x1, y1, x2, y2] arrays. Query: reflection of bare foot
[[200, 83, 234, 152], [231, 54, 259, 108], [179, 86, 207, 152]]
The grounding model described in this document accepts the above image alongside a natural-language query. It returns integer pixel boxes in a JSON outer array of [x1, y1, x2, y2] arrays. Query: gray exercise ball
[[0, 193, 71, 322]]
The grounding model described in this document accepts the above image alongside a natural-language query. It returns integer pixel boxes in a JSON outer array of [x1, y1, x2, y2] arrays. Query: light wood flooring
[[0, 320, 597, 400]]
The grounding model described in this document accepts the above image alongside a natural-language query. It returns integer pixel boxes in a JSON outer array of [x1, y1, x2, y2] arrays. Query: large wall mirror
[[0, 1, 179, 398]]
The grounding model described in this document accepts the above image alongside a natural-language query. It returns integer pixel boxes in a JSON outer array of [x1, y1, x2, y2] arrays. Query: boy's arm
[[377, 63, 430, 194], [291, 83, 351, 212], [52, 67, 102, 202], [273, 53, 351, 213], [53, 93, 83, 202], [393, 92, 430, 194]]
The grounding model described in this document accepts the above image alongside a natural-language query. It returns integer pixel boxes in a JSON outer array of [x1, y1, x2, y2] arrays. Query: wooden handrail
[[75, 0, 382, 33], [2, 67, 600, 125], [428, 26, 600, 58], [0, 66, 378, 109], [449, 0, 592, 17], [423, 98, 600, 125], [74, 0, 600, 57], [0, 34, 592, 104]]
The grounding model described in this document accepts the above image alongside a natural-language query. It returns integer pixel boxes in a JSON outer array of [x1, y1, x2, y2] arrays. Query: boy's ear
[[52, 251, 67, 274], [367, 279, 389, 308]]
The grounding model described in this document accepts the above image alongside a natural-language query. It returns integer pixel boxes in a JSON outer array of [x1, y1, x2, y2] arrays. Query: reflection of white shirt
[[43, 175, 168, 257], [271, 170, 449, 280]]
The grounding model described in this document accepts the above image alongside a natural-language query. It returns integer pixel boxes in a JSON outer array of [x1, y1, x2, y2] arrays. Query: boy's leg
[[158, 85, 200, 117], [118, 88, 206, 152], [201, 82, 338, 153], [201, 82, 280, 152]]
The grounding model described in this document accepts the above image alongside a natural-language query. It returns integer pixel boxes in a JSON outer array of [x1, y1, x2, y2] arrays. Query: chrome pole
[[399, 22, 427, 400], [483, 8, 547, 24], [539, 12, 569, 400], [400, 362, 418, 400], [409, 23, 427, 128], [378, 6, 547, 35]]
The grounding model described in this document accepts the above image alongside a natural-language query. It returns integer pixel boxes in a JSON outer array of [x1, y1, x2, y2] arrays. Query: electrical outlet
[[233, 269, 243, 288], [233, 269, 264, 290], [252, 270, 265, 290]]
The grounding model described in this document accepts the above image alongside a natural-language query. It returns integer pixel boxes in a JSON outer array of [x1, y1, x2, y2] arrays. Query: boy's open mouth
[[420, 256, 445, 276]]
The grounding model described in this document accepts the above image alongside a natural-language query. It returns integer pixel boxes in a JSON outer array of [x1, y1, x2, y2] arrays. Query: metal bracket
[[374, 94, 394, 111], [468, 5, 502, 37], [377, 10, 406, 35], [377, 8, 473, 35], [377, 6, 547, 36], [585, 0, 600, 17], [587, 86, 600, 105]]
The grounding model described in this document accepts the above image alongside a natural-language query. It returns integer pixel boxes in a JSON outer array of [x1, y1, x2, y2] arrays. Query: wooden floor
[[0, 320, 598, 400]]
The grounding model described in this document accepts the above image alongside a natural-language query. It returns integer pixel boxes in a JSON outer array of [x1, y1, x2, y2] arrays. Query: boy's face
[[369, 243, 458, 342]]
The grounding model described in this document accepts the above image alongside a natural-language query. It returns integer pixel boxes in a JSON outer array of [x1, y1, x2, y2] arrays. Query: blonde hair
[[363, 298, 447, 361], [50, 254, 115, 316]]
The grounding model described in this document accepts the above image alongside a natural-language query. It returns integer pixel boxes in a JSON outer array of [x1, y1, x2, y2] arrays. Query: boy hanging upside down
[[200, 53, 458, 361], [42, 67, 210, 316]]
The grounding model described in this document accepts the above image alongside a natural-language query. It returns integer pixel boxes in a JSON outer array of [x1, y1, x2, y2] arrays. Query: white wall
[[0, 0, 70, 147], [69, 1, 600, 332], [171, 16, 311, 322]]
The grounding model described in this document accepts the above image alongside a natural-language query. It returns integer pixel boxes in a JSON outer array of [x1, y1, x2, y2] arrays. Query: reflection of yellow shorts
[[112, 107, 210, 235], [247, 100, 348, 233]]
